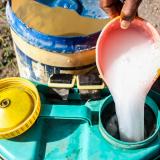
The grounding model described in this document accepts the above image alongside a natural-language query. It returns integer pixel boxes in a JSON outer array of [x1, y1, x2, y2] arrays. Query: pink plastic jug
[[96, 17, 160, 85]]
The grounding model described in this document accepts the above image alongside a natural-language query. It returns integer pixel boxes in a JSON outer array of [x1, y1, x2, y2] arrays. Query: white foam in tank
[[103, 27, 160, 142]]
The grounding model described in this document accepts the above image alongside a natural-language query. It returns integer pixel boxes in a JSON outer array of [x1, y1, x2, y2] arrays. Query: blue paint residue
[[36, 0, 108, 19], [15, 46, 62, 83], [37, 0, 83, 14], [79, 0, 107, 19], [15, 46, 95, 83]]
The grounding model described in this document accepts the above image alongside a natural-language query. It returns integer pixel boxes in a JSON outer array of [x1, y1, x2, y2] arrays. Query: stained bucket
[[6, 0, 109, 85]]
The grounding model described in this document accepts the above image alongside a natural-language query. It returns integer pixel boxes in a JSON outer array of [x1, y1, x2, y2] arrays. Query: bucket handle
[[40, 104, 92, 125]]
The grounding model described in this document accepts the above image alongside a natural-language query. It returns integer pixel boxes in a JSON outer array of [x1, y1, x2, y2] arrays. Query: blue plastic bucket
[[6, 0, 108, 84]]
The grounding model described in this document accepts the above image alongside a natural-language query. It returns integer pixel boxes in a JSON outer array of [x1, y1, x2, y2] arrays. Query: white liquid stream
[[103, 28, 160, 141]]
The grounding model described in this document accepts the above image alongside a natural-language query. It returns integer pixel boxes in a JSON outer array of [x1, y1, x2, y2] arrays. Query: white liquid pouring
[[101, 27, 160, 142]]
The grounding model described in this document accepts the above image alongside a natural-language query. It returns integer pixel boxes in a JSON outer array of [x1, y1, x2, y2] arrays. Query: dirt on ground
[[0, 1, 19, 78], [0, 0, 160, 78], [139, 0, 160, 32]]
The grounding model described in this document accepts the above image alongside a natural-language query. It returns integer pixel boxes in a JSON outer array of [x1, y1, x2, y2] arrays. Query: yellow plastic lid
[[0, 77, 41, 139]]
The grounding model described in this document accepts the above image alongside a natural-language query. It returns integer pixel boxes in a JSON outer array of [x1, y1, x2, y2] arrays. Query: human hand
[[100, 0, 142, 29]]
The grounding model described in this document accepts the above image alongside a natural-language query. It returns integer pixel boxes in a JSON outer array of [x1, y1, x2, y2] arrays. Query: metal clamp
[[48, 74, 76, 89], [77, 74, 105, 90]]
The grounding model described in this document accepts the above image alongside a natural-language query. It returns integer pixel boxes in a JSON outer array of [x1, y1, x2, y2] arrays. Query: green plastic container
[[99, 96, 160, 149], [0, 87, 159, 159]]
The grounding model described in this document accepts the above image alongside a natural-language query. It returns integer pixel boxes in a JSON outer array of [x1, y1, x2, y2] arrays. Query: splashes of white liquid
[[102, 27, 160, 142]]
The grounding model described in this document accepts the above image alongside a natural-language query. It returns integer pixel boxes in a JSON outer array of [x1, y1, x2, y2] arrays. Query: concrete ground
[[139, 0, 160, 32]]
